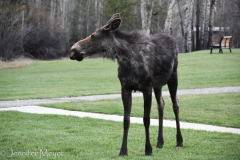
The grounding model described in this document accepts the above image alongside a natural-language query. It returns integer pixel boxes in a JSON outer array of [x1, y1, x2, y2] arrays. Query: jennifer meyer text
[[0, 148, 64, 158]]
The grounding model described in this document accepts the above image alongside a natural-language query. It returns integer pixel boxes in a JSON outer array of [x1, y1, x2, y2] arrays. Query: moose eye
[[91, 35, 95, 40]]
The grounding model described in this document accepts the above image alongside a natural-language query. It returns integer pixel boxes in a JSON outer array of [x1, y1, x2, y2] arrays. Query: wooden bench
[[210, 36, 232, 54]]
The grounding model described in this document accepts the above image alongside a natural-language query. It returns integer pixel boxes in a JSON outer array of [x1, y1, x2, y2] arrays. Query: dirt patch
[[0, 58, 36, 69]]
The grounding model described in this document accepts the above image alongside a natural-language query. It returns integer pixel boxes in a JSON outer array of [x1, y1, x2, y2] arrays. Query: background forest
[[0, 0, 239, 60]]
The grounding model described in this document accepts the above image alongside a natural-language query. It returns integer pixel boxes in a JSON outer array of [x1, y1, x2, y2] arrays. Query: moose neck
[[104, 30, 150, 66]]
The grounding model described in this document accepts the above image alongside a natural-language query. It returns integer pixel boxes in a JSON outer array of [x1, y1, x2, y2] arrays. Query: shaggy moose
[[69, 13, 183, 156]]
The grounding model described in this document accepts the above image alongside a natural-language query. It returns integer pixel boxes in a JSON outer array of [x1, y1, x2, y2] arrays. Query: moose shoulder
[[69, 13, 183, 156]]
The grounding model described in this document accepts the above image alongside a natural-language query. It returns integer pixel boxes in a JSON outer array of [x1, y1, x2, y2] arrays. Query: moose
[[69, 13, 183, 156]]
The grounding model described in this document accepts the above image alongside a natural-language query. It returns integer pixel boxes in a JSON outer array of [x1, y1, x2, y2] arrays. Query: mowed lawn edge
[[0, 49, 240, 101]]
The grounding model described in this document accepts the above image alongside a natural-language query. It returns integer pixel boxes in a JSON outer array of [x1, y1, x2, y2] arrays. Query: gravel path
[[0, 86, 240, 108]]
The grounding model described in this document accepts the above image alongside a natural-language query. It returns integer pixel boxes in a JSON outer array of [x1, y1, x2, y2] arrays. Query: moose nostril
[[69, 48, 78, 60], [69, 50, 75, 58]]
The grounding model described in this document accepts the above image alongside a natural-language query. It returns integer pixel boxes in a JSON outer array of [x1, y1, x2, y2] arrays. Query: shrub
[[0, 2, 68, 60]]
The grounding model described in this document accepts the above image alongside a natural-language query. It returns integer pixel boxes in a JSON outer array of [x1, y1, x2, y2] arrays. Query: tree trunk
[[184, 0, 194, 52], [204, 0, 211, 48], [207, 0, 216, 49], [176, 0, 185, 48], [94, 0, 103, 29], [50, 0, 56, 25], [200, 0, 206, 49], [141, 0, 155, 34], [86, 0, 90, 36], [164, 0, 176, 35], [191, 13, 195, 51], [196, 0, 200, 50], [141, 0, 147, 32]]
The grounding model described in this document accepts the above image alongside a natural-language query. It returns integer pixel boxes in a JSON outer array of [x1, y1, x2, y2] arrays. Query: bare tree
[[203, 0, 211, 48], [176, 0, 194, 52], [184, 0, 194, 52], [0, 0, 25, 60], [207, 0, 217, 48], [164, 0, 176, 35], [176, 0, 185, 50], [195, 0, 201, 50], [94, 0, 103, 30], [236, 0, 240, 17], [200, 0, 207, 49], [1, 0, 239, 60], [141, 0, 155, 34]]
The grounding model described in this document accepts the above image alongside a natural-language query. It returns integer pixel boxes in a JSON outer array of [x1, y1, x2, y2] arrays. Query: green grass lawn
[[0, 49, 240, 100], [0, 111, 239, 160], [42, 92, 240, 128]]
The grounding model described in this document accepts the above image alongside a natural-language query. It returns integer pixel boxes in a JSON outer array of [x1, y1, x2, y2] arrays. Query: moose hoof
[[119, 149, 128, 156], [145, 149, 152, 156], [145, 145, 152, 156], [156, 143, 163, 148], [156, 140, 164, 148], [145, 152, 152, 156], [176, 143, 183, 148]]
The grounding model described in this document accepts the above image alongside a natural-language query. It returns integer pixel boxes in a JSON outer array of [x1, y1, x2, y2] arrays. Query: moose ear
[[104, 18, 121, 32], [110, 13, 121, 19]]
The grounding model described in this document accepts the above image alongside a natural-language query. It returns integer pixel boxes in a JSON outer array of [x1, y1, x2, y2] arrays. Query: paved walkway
[[0, 106, 240, 134], [0, 86, 240, 134]]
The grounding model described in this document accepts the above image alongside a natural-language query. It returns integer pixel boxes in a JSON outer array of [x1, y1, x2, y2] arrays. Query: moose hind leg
[[167, 72, 183, 147], [143, 89, 153, 156], [154, 87, 165, 148]]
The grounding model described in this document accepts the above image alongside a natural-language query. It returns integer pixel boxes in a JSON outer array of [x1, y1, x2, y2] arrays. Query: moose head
[[69, 13, 122, 61]]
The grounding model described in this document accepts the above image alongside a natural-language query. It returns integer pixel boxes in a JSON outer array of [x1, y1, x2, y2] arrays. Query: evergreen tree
[[102, 0, 141, 31]]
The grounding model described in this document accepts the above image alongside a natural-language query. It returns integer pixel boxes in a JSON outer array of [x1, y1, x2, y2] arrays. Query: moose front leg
[[143, 89, 153, 156], [119, 86, 132, 156]]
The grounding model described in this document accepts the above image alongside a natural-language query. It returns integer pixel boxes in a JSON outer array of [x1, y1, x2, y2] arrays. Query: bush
[[0, 2, 68, 61], [0, 29, 24, 61], [23, 27, 67, 60]]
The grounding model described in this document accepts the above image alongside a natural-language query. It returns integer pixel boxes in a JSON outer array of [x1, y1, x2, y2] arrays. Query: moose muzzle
[[69, 48, 84, 61]]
